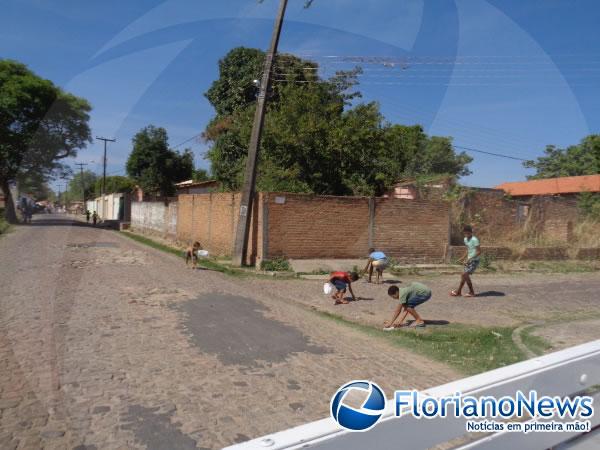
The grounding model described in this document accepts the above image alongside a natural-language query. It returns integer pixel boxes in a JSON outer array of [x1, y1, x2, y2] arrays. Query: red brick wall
[[373, 198, 449, 263], [176, 193, 262, 262], [264, 194, 449, 262], [453, 190, 521, 245], [265, 193, 370, 259]]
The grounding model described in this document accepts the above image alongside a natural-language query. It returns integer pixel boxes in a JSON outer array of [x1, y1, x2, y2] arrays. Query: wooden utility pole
[[95, 136, 115, 198], [75, 162, 88, 211], [232, 0, 288, 266]]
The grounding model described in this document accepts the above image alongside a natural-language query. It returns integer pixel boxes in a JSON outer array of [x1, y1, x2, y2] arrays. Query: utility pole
[[95, 137, 115, 220], [95, 136, 116, 198], [75, 162, 88, 214], [232, 0, 288, 266]]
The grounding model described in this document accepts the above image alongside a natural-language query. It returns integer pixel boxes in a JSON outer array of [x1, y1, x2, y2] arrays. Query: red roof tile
[[495, 174, 600, 196]]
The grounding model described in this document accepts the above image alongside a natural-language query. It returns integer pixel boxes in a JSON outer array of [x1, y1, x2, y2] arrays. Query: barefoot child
[[185, 241, 202, 268], [451, 225, 481, 298], [363, 248, 388, 284], [383, 283, 431, 329], [328, 271, 359, 305]]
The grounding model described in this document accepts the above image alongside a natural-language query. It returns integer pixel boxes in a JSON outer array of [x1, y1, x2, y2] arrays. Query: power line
[[453, 145, 529, 161], [172, 133, 202, 149]]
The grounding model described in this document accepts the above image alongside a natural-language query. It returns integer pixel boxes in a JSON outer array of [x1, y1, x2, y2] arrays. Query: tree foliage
[[0, 59, 92, 222], [126, 125, 193, 197], [66, 170, 97, 203], [93, 175, 135, 197], [524, 135, 600, 179], [203, 47, 471, 196]]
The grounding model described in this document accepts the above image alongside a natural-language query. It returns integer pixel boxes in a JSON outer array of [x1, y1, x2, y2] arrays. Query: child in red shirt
[[328, 271, 359, 304]]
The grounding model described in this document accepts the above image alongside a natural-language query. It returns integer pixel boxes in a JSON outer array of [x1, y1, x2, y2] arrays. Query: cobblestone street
[[0, 215, 459, 450]]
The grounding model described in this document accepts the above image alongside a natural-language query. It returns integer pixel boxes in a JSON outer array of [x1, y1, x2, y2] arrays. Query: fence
[[225, 339, 600, 450], [173, 192, 450, 265], [86, 193, 131, 221], [130, 200, 178, 239]]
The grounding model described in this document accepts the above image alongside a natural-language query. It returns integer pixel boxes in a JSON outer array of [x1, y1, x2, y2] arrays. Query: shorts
[[372, 259, 388, 271], [464, 258, 480, 274], [332, 279, 348, 292], [406, 293, 431, 309]]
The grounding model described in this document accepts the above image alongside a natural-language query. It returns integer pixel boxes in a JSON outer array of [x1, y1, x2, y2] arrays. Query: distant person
[[451, 225, 481, 298], [85, 210, 91, 223], [328, 271, 359, 305], [185, 241, 202, 269], [363, 247, 389, 284], [92, 211, 98, 226], [384, 282, 432, 330]]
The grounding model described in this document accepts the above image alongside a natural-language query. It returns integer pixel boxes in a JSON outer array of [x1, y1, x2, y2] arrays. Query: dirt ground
[[246, 270, 600, 332]]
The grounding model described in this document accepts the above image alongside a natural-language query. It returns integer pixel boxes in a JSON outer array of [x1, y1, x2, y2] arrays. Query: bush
[[479, 253, 496, 271], [578, 192, 600, 219], [261, 257, 292, 272]]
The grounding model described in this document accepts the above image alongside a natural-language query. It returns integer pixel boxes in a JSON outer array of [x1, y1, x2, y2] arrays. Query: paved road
[[0, 215, 458, 450]]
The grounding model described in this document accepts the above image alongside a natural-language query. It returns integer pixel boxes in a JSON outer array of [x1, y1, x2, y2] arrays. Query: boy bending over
[[328, 271, 359, 305], [384, 283, 431, 329]]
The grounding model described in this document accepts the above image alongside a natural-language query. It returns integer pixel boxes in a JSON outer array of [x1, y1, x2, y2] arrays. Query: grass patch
[[118, 231, 299, 280], [520, 326, 553, 356], [525, 261, 599, 273], [118, 231, 242, 276], [314, 311, 526, 375], [261, 257, 292, 272]]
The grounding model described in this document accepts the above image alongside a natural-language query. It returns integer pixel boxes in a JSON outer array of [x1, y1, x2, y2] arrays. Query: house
[[495, 174, 600, 199], [175, 179, 220, 195], [382, 176, 455, 200]]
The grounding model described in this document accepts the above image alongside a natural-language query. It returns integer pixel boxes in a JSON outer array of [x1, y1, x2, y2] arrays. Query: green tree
[[192, 168, 211, 182], [93, 175, 135, 197], [0, 59, 92, 222], [126, 125, 193, 197], [524, 135, 600, 179], [66, 170, 97, 203], [17, 171, 56, 201], [204, 47, 471, 196]]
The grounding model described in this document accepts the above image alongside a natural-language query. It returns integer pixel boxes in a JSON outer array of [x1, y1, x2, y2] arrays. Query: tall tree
[[0, 59, 92, 222], [524, 135, 600, 179], [93, 175, 135, 197], [204, 47, 471, 196], [126, 125, 193, 197], [66, 170, 97, 204]]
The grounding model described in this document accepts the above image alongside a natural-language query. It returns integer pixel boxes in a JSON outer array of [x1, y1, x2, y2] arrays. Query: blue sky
[[2, 0, 599, 190]]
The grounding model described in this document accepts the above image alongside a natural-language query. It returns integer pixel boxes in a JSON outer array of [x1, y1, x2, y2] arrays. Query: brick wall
[[453, 190, 580, 245], [452, 189, 522, 245], [577, 248, 600, 260], [265, 193, 370, 259], [263, 193, 449, 263], [373, 198, 449, 263]]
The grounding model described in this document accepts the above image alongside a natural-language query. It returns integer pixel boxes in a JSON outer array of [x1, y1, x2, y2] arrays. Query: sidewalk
[[289, 258, 459, 276]]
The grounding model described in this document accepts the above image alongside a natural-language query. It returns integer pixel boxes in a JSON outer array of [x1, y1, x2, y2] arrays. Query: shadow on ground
[[476, 291, 506, 297], [174, 293, 329, 366]]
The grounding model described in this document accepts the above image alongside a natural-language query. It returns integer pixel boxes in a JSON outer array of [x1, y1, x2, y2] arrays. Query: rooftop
[[495, 174, 600, 196]]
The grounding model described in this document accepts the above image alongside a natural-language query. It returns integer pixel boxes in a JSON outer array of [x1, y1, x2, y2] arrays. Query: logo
[[330, 380, 386, 431]]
